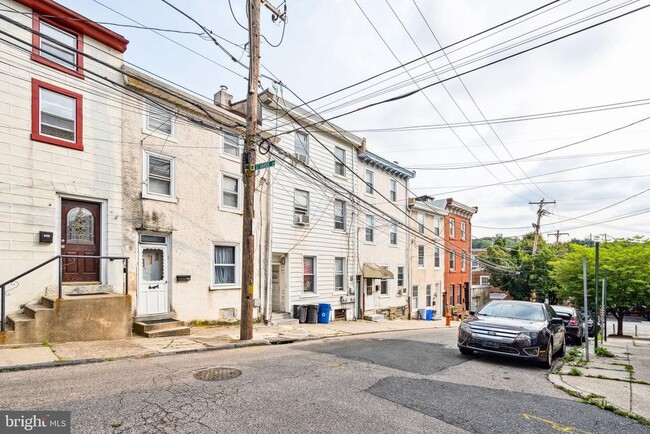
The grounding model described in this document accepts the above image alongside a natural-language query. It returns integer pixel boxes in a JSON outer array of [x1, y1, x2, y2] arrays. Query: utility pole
[[529, 199, 556, 254], [240, 0, 286, 341], [547, 230, 568, 243], [594, 242, 600, 349]]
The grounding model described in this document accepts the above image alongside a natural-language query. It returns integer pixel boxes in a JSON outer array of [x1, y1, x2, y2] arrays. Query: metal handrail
[[1, 255, 129, 332]]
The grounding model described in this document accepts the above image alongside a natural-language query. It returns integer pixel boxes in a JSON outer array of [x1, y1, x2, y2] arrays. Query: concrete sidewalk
[[549, 336, 650, 423], [0, 318, 457, 371]]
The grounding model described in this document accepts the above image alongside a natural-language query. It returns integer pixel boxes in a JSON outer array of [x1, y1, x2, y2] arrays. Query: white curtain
[[215, 246, 235, 284]]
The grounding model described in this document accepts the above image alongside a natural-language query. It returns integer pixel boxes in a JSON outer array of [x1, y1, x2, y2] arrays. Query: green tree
[[550, 240, 650, 335]]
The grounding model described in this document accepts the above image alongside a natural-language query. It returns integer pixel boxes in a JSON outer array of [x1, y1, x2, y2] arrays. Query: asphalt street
[[1, 328, 647, 433]]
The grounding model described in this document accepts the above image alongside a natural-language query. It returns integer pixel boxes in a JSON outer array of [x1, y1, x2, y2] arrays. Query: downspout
[[263, 173, 273, 324], [406, 184, 412, 320]]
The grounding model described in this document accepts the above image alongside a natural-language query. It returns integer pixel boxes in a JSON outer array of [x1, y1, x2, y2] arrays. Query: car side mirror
[[551, 317, 564, 325], [468, 311, 476, 316]]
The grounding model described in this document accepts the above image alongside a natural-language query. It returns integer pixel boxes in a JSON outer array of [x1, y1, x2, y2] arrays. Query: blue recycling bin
[[318, 303, 332, 324], [425, 309, 433, 321]]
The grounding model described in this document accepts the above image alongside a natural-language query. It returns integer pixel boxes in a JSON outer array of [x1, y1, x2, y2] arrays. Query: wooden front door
[[61, 199, 101, 282]]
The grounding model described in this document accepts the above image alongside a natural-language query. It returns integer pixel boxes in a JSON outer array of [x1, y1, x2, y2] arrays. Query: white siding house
[[357, 152, 415, 319], [260, 92, 362, 321]]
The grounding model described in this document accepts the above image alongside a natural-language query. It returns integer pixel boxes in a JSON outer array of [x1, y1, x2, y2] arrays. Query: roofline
[[410, 201, 448, 215], [16, 0, 129, 53], [259, 90, 365, 149], [359, 151, 415, 180]]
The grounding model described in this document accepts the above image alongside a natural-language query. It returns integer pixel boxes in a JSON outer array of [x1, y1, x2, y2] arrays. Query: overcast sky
[[55, 0, 650, 242]]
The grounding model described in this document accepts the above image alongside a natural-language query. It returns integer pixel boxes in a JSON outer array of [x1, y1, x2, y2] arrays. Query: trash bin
[[318, 303, 332, 324], [419, 308, 427, 320], [293, 305, 302, 319], [431, 310, 437, 320], [306, 305, 318, 324], [425, 309, 433, 321]]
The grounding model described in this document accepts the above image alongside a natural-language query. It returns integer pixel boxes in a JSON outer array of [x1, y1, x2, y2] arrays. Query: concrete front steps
[[133, 319, 190, 338], [270, 312, 299, 326], [1, 292, 132, 345]]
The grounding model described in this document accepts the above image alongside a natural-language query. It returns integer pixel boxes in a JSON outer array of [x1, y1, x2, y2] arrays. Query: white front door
[[365, 278, 374, 312], [137, 238, 169, 315], [271, 264, 284, 312]]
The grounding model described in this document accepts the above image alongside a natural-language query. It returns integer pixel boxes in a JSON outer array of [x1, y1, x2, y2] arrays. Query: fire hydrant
[[445, 313, 451, 327]]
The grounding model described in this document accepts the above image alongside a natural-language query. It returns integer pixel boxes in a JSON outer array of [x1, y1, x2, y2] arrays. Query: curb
[[0, 324, 456, 373]]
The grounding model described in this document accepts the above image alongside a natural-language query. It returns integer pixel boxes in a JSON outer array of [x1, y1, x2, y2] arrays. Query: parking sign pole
[[602, 272, 607, 343], [583, 257, 590, 361]]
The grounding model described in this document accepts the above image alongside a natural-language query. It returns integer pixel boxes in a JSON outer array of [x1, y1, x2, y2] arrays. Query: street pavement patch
[[300, 339, 465, 374], [367, 376, 648, 433]]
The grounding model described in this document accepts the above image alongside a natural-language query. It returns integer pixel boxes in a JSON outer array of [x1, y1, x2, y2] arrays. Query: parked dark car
[[457, 300, 566, 368], [580, 311, 595, 336], [624, 306, 650, 319], [551, 305, 584, 344]]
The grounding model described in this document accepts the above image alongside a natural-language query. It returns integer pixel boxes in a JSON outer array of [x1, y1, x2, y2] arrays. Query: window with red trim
[[31, 15, 84, 78], [31, 79, 83, 151]]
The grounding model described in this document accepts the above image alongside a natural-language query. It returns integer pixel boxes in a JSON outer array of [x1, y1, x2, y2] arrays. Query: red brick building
[[431, 198, 477, 313]]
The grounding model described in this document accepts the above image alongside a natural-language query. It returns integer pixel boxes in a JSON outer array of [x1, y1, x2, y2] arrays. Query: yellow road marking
[[523, 413, 593, 434]]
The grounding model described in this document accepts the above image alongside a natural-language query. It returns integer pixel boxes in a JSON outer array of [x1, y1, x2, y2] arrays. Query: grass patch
[[10, 345, 20, 349], [111, 422, 122, 428], [595, 346, 615, 357], [567, 367, 583, 376], [582, 398, 650, 426], [554, 385, 583, 399], [563, 347, 583, 363], [43, 340, 52, 349], [104, 357, 115, 362]]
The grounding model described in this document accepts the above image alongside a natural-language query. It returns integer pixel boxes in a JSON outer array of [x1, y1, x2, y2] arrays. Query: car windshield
[[477, 302, 545, 321], [551, 306, 573, 315]]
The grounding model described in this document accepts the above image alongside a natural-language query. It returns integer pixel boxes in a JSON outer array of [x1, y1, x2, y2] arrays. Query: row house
[[408, 196, 447, 319], [0, 0, 130, 343], [429, 198, 478, 315]]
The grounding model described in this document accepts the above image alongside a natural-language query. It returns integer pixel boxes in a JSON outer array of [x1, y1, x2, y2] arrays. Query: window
[[294, 189, 309, 216], [389, 179, 397, 202], [144, 152, 174, 199], [480, 276, 490, 286], [221, 174, 240, 210], [334, 147, 346, 176], [334, 258, 345, 292], [146, 99, 174, 136], [32, 18, 83, 76], [334, 200, 346, 230], [461, 251, 467, 271], [450, 251, 456, 270], [365, 169, 374, 194], [397, 266, 404, 287], [461, 221, 466, 240], [418, 213, 425, 234], [413, 285, 419, 310], [295, 131, 309, 157], [380, 267, 389, 296], [389, 222, 397, 245], [303, 256, 316, 293], [365, 214, 374, 242], [31, 79, 82, 150], [434, 247, 440, 268], [222, 132, 240, 157], [426, 284, 432, 307], [457, 284, 462, 305], [213, 244, 238, 286], [434, 217, 440, 236], [450, 285, 454, 305], [449, 218, 455, 237], [366, 279, 373, 296], [418, 245, 425, 268]]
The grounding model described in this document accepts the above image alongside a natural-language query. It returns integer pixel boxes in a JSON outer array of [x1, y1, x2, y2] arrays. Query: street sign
[[254, 160, 275, 170]]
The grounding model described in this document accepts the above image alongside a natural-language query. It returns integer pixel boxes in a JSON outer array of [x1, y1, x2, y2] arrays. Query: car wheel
[[540, 339, 553, 369], [459, 347, 473, 356]]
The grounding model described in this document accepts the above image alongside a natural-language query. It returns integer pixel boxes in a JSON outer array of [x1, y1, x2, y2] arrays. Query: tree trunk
[[617, 315, 624, 336]]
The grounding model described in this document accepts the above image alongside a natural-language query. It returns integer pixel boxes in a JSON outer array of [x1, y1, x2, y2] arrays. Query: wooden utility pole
[[529, 199, 556, 254], [547, 230, 569, 243], [240, 0, 286, 341]]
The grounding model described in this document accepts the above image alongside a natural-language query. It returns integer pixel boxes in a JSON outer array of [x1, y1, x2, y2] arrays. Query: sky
[[51, 0, 650, 242]]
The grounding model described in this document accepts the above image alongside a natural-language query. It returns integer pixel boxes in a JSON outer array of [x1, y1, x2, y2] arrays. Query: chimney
[[214, 85, 232, 107]]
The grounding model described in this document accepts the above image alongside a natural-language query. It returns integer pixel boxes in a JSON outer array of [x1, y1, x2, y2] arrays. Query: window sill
[[388, 244, 398, 248], [220, 152, 241, 163], [209, 285, 241, 291], [332, 172, 347, 180], [142, 127, 177, 143], [219, 206, 243, 215], [142, 193, 178, 203], [333, 228, 347, 234], [31, 54, 84, 79], [31, 132, 83, 151], [363, 241, 376, 245], [379, 294, 390, 299], [300, 292, 319, 298]]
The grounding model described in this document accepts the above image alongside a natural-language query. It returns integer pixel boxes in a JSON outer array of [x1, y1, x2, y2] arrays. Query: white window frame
[[295, 131, 309, 157], [294, 189, 310, 219], [365, 214, 375, 243], [144, 99, 175, 139], [413, 285, 419, 310], [389, 179, 397, 202], [334, 147, 346, 177], [434, 247, 441, 268], [220, 173, 242, 212], [334, 199, 346, 231], [397, 266, 404, 287], [480, 275, 490, 286], [39, 20, 78, 70], [418, 213, 425, 234], [142, 150, 176, 202], [334, 257, 346, 292], [389, 222, 397, 246], [39, 87, 77, 143], [461, 251, 467, 271], [450, 251, 456, 270], [221, 131, 241, 160], [426, 284, 432, 307], [461, 221, 466, 240], [434, 217, 440, 236], [303, 256, 317, 294], [449, 218, 456, 238], [418, 245, 425, 268], [380, 265, 389, 297], [365, 169, 375, 195], [211, 242, 241, 289]]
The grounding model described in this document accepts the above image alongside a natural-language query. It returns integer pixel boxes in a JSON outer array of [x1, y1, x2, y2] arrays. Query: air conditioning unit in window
[[294, 214, 310, 225], [294, 153, 308, 164]]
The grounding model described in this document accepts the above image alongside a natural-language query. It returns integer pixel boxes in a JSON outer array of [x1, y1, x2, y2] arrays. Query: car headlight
[[515, 331, 538, 345], [459, 322, 472, 334]]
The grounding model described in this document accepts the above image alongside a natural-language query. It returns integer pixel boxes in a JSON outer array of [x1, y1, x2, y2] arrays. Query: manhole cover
[[194, 367, 242, 381]]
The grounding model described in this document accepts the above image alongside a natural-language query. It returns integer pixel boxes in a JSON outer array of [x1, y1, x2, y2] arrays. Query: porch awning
[[362, 263, 394, 279]]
